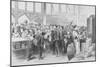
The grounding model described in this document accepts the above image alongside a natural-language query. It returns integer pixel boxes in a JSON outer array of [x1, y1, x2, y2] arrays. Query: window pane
[[12, 1, 15, 9], [67, 5, 74, 15], [46, 4, 51, 15], [35, 3, 41, 13], [61, 4, 66, 14], [27, 2, 33, 12], [52, 4, 59, 15], [18, 2, 25, 10]]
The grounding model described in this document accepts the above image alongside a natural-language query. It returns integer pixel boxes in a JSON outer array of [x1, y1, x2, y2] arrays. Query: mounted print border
[[10, 0, 96, 67]]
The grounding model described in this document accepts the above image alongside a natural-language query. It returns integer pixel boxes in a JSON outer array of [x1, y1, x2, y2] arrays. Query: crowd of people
[[12, 20, 91, 61]]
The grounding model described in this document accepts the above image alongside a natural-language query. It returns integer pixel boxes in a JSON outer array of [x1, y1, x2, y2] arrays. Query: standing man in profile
[[37, 32, 45, 60], [51, 29, 55, 54], [54, 26, 60, 56]]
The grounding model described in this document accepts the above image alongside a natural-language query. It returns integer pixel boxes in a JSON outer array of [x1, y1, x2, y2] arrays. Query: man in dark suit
[[53, 27, 60, 56], [51, 30, 56, 54], [37, 32, 45, 59]]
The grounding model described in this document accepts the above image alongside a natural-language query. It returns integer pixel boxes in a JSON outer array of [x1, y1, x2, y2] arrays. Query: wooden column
[[33, 2, 35, 13], [51, 4, 53, 16], [15, 1, 18, 24], [41, 3, 46, 25], [25, 2, 27, 13], [59, 4, 61, 14]]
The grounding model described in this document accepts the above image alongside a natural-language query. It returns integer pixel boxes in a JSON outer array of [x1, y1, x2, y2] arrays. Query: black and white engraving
[[11, 0, 96, 66]]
